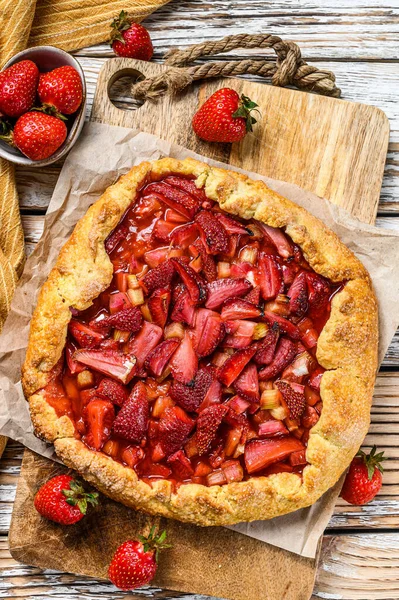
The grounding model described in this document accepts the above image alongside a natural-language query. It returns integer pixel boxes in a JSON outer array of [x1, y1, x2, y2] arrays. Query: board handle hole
[[108, 69, 145, 111]]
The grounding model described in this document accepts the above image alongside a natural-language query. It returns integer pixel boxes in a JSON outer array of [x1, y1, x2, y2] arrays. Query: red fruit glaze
[[42, 173, 342, 485]]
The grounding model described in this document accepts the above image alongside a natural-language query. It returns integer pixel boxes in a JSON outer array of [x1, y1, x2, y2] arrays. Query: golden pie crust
[[22, 157, 378, 526]]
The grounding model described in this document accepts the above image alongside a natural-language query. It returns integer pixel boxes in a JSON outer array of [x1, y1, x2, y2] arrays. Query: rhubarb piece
[[170, 367, 214, 412], [298, 317, 319, 349], [244, 437, 304, 474], [170, 287, 196, 326], [143, 181, 200, 219], [191, 238, 217, 282], [222, 460, 244, 483], [170, 222, 199, 248], [258, 419, 289, 438], [65, 341, 86, 374], [275, 380, 306, 419], [96, 377, 129, 407], [148, 287, 171, 328], [164, 322, 185, 339], [192, 308, 225, 357], [205, 278, 252, 309], [206, 469, 227, 486], [158, 406, 195, 456], [306, 272, 331, 316], [233, 363, 259, 402], [218, 346, 257, 387], [223, 319, 256, 348], [105, 224, 128, 254], [127, 321, 163, 368], [289, 449, 307, 467], [288, 271, 308, 317], [215, 212, 251, 235], [167, 450, 194, 479], [83, 399, 115, 451], [144, 247, 170, 268], [254, 323, 279, 365], [258, 338, 297, 380], [308, 367, 325, 391], [109, 292, 132, 314], [263, 311, 300, 340], [68, 320, 104, 349], [227, 395, 251, 414], [195, 210, 229, 254], [169, 330, 198, 384], [171, 257, 207, 303], [152, 219, 176, 242], [260, 388, 282, 410], [196, 404, 229, 455], [302, 405, 320, 429], [259, 223, 294, 258], [113, 382, 149, 443], [281, 351, 316, 382], [122, 446, 145, 468], [221, 298, 262, 321], [141, 260, 175, 295], [100, 306, 143, 333], [145, 339, 180, 377], [74, 349, 136, 384], [258, 254, 283, 300]]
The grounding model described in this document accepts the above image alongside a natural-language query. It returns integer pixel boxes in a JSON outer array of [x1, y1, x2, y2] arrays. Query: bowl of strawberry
[[0, 46, 86, 166]]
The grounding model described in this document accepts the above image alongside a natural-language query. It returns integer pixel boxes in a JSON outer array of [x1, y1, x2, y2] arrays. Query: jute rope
[[132, 33, 341, 101]]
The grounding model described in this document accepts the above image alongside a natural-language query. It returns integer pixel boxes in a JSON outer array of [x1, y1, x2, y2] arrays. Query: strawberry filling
[[41, 174, 343, 488]]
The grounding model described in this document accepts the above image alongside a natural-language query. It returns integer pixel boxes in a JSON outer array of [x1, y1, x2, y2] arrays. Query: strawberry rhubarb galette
[[23, 158, 378, 525]]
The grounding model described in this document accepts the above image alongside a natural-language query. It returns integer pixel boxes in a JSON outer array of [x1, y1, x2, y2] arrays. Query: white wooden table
[[1, 1, 399, 598]]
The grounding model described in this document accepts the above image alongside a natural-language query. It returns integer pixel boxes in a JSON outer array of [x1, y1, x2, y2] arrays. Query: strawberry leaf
[[356, 445, 386, 480], [232, 94, 260, 132]]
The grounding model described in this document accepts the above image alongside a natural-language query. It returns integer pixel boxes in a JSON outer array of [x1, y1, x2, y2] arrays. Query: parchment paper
[[1, 122, 399, 559]]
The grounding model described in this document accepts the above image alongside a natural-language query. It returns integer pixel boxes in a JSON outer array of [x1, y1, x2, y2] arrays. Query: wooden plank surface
[[2, 0, 399, 598]]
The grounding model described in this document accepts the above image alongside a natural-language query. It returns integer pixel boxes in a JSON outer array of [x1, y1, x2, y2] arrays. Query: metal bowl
[[0, 46, 87, 167]]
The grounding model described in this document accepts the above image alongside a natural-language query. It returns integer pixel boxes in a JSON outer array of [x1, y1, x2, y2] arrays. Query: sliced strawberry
[[126, 321, 163, 368], [190, 238, 217, 282], [152, 218, 176, 242], [96, 377, 129, 407], [164, 175, 206, 204], [170, 222, 199, 248], [281, 351, 316, 383], [223, 320, 256, 349], [275, 380, 306, 419], [144, 247, 170, 268], [258, 254, 283, 300], [74, 349, 136, 384], [289, 449, 307, 467], [113, 382, 149, 443], [167, 450, 194, 479], [192, 308, 225, 357], [195, 210, 229, 254], [215, 212, 252, 235], [233, 363, 259, 402], [141, 260, 175, 295], [218, 346, 257, 387], [258, 338, 297, 380], [169, 330, 198, 384], [170, 367, 215, 412], [205, 278, 252, 309], [171, 257, 207, 304], [259, 223, 294, 258], [302, 405, 320, 429], [164, 207, 188, 223], [306, 272, 331, 316], [105, 224, 128, 254], [224, 410, 250, 441], [308, 367, 325, 391], [244, 286, 261, 306], [170, 286, 196, 326], [148, 287, 171, 328], [196, 404, 229, 455], [258, 420, 289, 438], [100, 306, 143, 333], [244, 437, 304, 474], [143, 182, 200, 219], [227, 395, 251, 414], [221, 298, 262, 320], [288, 271, 309, 317], [254, 323, 280, 365], [144, 338, 180, 377], [230, 262, 254, 279], [198, 377, 223, 411], [68, 320, 104, 348], [158, 406, 195, 456], [65, 340, 86, 374], [83, 399, 115, 451], [263, 311, 300, 340]]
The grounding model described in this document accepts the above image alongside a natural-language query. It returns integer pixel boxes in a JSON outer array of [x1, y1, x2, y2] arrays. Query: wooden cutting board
[[9, 58, 389, 600]]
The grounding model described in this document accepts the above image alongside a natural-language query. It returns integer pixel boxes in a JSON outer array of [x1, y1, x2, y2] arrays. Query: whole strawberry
[[108, 527, 170, 591], [38, 66, 83, 115], [341, 446, 385, 505], [110, 11, 153, 60], [192, 88, 259, 143], [0, 60, 39, 118], [13, 111, 67, 160], [34, 474, 99, 525]]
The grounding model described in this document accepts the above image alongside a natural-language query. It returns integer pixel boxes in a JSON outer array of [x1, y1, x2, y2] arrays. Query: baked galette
[[22, 157, 378, 526]]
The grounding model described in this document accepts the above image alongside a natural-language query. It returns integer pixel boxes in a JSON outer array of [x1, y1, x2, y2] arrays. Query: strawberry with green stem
[[110, 11, 153, 61], [341, 446, 385, 505], [34, 474, 98, 525]]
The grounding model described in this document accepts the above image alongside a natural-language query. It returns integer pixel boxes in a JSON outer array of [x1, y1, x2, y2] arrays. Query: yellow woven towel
[[0, 0, 169, 331]]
